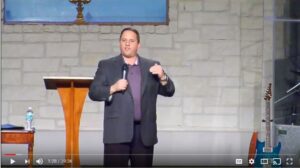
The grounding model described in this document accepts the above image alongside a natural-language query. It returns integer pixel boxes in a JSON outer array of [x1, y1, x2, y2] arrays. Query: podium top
[[43, 76, 93, 90]]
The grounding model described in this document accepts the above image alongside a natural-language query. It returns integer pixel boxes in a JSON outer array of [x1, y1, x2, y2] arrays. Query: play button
[[10, 158, 16, 164]]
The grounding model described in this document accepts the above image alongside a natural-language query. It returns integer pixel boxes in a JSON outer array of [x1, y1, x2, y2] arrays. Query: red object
[[248, 131, 258, 166], [3, 153, 17, 157]]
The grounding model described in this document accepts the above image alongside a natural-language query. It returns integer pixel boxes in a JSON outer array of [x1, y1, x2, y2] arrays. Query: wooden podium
[[43, 76, 93, 167]]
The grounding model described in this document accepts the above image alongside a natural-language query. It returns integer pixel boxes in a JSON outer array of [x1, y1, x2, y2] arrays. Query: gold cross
[[69, 0, 91, 25]]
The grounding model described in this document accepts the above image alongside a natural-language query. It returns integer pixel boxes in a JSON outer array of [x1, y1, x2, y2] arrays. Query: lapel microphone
[[122, 64, 128, 79]]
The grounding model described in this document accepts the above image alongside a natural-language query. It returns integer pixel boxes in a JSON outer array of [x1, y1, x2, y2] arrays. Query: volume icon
[[36, 158, 44, 165]]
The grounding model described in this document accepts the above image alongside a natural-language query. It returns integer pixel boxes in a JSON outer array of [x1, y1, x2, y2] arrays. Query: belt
[[134, 121, 141, 125]]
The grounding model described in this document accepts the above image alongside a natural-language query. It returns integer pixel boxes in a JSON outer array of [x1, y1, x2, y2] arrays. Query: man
[[89, 27, 175, 167]]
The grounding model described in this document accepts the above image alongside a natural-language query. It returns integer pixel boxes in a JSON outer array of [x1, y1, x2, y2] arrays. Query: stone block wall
[[1, 0, 273, 132]]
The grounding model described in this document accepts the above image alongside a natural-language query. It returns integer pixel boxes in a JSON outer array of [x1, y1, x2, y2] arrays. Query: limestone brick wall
[[1, 0, 273, 131]]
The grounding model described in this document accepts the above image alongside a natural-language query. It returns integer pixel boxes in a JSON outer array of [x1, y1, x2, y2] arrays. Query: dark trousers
[[104, 123, 154, 167]]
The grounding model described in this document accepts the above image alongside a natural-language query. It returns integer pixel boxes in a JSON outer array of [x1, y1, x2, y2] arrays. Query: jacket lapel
[[139, 57, 148, 97], [114, 55, 134, 98], [114, 55, 125, 78]]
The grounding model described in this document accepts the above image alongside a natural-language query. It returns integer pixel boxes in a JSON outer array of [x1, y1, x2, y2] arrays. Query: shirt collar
[[133, 57, 139, 65], [123, 56, 139, 66]]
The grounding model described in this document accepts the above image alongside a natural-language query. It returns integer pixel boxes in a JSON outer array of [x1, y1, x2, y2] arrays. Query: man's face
[[120, 30, 140, 58]]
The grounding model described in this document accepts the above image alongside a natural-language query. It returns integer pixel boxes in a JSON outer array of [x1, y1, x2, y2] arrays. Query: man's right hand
[[110, 79, 128, 94]]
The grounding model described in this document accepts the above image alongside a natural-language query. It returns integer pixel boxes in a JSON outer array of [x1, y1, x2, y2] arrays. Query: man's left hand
[[149, 63, 164, 79]]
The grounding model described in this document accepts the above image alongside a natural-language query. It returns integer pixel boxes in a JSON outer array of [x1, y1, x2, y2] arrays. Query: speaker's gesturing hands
[[149, 63, 164, 79], [110, 79, 128, 94]]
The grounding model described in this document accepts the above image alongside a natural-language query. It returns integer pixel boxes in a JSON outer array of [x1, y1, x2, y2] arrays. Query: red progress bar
[[3, 153, 17, 157]]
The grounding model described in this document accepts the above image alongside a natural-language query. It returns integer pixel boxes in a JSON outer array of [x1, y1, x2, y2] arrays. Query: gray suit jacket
[[89, 55, 175, 146]]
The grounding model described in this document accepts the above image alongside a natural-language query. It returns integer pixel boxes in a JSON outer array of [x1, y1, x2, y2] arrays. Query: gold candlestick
[[69, 0, 91, 25]]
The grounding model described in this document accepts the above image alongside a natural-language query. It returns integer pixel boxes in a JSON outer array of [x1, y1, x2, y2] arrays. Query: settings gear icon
[[249, 158, 255, 165]]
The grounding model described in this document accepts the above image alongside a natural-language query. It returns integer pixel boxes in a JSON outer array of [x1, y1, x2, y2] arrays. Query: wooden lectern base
[[43, 76, 93, 168], [58, 87, 88, 167]]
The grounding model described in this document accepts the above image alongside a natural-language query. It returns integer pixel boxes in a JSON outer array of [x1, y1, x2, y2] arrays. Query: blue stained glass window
[[4, 0, 169, 24]]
